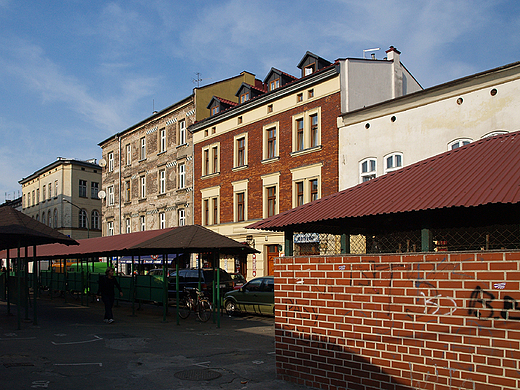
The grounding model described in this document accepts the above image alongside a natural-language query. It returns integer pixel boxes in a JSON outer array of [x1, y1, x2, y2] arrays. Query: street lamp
[[63, 198, 90, 238]]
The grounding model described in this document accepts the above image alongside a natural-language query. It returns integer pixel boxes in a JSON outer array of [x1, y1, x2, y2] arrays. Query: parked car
[[229, 272, 247, 289], [148, 268, 176, 277], [224, 276, 274, 316], [167, 268, 234, 301]]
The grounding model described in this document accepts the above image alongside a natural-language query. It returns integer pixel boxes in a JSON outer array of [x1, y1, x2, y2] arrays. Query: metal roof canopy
[[2, 224, 259, 260], [247, 131, 520, 235]]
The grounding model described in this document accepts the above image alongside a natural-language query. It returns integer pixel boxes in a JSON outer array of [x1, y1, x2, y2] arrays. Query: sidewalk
[[0, 296, 310, 390]]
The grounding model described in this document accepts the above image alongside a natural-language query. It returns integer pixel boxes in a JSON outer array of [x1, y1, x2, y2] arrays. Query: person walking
[[97, 267, 123, 323]]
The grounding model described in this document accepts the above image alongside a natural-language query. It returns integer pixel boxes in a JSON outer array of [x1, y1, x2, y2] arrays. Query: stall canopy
[[0, 205, 78, 250], [1, 224, 259, 259]]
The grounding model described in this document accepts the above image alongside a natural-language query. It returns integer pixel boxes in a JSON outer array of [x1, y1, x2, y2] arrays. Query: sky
[[0, 0, 519, 201]]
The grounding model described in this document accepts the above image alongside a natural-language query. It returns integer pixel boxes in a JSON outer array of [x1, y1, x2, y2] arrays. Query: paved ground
[[0, 295, 309, 390]]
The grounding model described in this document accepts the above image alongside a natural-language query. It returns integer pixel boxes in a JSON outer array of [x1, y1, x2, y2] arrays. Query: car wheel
[[225, 299, 237, 315]]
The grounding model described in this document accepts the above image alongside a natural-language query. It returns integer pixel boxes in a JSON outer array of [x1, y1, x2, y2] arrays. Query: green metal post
[[285, 231, 294, 256], [212, 255, 216, 324], [340, 234, 349, 254], [33, 245, 38, 326], [175, 258, 180, 325], [131, 255, 136, 317], [16, 244, 21, 330], [25, 248, 29, 321], [162, 253, 167, 322], [421, 228, 433, 252], [216, 251, 220, 329], [6, 247, 10, 314]]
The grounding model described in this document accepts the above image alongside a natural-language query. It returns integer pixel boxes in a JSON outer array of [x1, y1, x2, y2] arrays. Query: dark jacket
[[98, 275, 122, 297]]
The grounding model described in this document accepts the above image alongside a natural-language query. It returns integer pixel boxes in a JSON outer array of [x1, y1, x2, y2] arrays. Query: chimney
[[385, 46, 403, 98], [371, 53, 376, 60], [385, 46, 401, 62]]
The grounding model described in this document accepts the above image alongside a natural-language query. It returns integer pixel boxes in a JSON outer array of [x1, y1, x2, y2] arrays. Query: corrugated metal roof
[[247, 131, 520, 232]]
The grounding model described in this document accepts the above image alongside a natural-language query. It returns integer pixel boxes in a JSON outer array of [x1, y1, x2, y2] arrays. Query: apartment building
[[98, 72, 257, 236], [190, 47, 419, 279], [19, 158, 102, 239]]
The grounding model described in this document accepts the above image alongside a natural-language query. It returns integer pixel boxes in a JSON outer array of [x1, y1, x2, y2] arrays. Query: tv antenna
[[192, 72, 211, 88]]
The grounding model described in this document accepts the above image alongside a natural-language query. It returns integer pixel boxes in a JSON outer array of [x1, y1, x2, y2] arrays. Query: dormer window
[[240, 92, 250, 103], [304, 64, 315, 76], [211, 106, 220, 115], [270, 79, 280, 91]]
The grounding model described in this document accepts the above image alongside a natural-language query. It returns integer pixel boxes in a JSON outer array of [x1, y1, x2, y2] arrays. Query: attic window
[[308, 89, 314, 98], [238, 116, 243, 124], [240, 92, 249, 103], [204, 129, 209, 137], [297, 93, 303, 102], [267, 104, 273, 113], [211, 106, 220, 115], [212, 126, 216, 134], [304, 64, 315, 76], [269, 79, 280, 91]]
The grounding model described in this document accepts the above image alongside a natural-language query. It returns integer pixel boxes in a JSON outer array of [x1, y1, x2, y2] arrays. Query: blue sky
[[1, 0, 519, 200]]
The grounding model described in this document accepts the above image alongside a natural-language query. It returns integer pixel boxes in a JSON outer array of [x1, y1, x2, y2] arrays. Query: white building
[[338, 60, 520, 190]]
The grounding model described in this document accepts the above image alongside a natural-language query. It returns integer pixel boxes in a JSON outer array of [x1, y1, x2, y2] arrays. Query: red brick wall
[[275, 252, 520, 390]]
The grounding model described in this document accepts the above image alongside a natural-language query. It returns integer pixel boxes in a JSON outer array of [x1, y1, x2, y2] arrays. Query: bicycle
[[177, 287, 212, 322]]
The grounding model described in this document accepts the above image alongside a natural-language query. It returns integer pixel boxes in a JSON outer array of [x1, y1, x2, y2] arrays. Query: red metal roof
[[247, 131, 520, 232]]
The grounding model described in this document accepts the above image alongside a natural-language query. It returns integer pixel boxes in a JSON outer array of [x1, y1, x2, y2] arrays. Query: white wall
[[338, 66, 520, 190]]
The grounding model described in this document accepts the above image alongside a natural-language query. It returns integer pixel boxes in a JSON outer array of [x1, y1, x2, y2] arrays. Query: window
[[267, 186, 277, 217], [32, 190, 35, 206], [126, 144, 131, 165], [125, 180, 131, 202], [179, 120, 186, 145], [79, 209, 87, 229], [159, 212, 166, 229], [159, 170, 166, 194], [203, 149, 209, 176], [449, 139, 472, 150], [125, 218, 131, 233], [212, 146, 218, 173], [292, 109, 321, 153], [108, 152, 114, 172], [42, 213, 46, 225], [238, 116, 243, 124], [140, 215, 145, 231], [296, 119, 304, 151], [203, 199, 209, 226], [48, 183, 52, 199], [91, 182, 99, 199], [48, 210, 52, 227], [79, 180, 87, 198], [304, 63, 315, 76], [296, 181, 304, 207], [240, 92, 249, 103], [178, 209, 186, 226], [384, 153, 403, 173], [310, 179, 318, 202], [237, 192, 245, 222], [140, 137, 146, 160], [91, 210, 99, 230], [53, 208, 58, 228], [178, 163, 186, 189], [360, 158, 377, 182], [308, 89, 314, 98], [212, 197, 218, 225], [266, 126, 277, 159], [159, 128, 166, 153], [211, 106, 219, 115], [234, 134, 248, 168], [108, 185, 114, 205], [140, 176, 146, 198], [107, 221, 114, 236], [269, 79, 280, 91], [267, 104, 273, 113], [297, 93, 303, 102], [36, 188, 39, 204], [310, 114, 319, 148], [54, 180, 58, 197]]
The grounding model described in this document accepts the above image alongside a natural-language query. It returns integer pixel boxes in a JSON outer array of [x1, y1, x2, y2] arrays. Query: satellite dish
[[98, 190, 106, 200], [99, 159, 107, 167]]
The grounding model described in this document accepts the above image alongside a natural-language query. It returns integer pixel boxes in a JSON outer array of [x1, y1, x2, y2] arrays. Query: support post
[[340, 234, 350, 254], [284, 231, 294, 256], [33, 245, 38, 326], [421, 228, 433, 252]]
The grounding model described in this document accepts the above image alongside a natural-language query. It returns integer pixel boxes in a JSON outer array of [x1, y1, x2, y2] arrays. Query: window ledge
[[261, 156, 280, 165], [157, 150, 167, 156], [201, 172, 220, 180], [290, 145, 322, 157], [176, 143, 189, 149], [157, 193, 167, 198], [138, 158, 147, 163], [138, 198, 147, 203], [232, 165, 248, 172]]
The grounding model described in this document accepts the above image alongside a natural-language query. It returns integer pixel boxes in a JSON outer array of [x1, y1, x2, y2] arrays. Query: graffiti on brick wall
[[468, 286, 520, 320]]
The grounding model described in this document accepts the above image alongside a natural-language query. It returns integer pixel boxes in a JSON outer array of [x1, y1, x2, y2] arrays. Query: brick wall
[[275, 251, 520, 390]]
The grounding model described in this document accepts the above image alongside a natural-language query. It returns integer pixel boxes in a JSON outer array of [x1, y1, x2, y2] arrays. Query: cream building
[[19, 158, 102, 239], [338, 60, 520, 190]]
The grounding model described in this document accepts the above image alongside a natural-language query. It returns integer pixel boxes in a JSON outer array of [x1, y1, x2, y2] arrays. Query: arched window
[[384, 152, 403, 174], [79, 209, 88, 229], [91, 210, 99, 230], [449, 138, 472, 150], [42, 213, 46, 225], [53, 209, 58, 229], [48, 211, 52, 227], [359, 158, 377, 183]]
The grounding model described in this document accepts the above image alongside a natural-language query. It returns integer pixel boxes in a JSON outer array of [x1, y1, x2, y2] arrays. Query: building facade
[[338, 60, 520, 190], [19, 158, 102, 239], [190, 48, 419, 279], [98, 72, 257, 237]]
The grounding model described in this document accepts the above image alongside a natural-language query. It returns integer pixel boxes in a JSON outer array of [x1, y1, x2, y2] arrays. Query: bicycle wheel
[[196, 299, 212, 322], [178, 297, 191, 319]]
